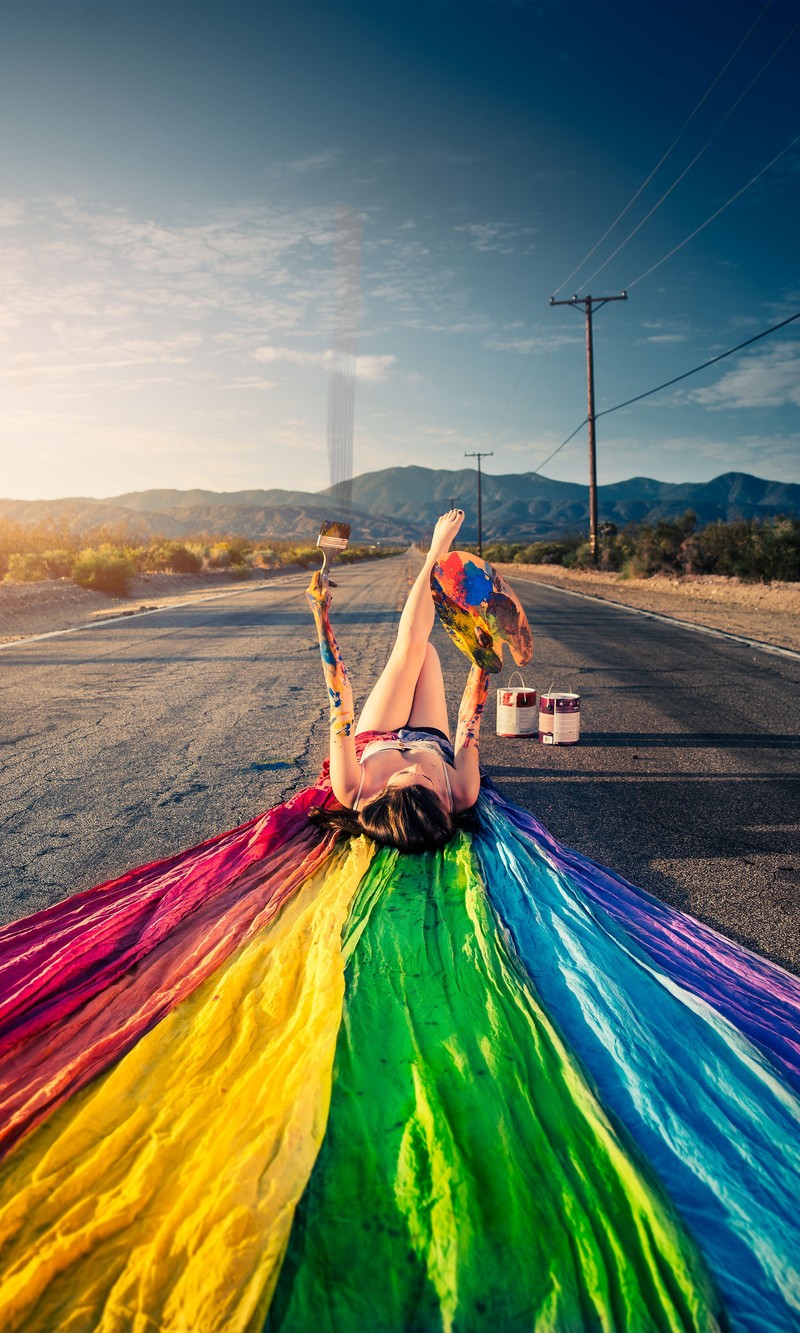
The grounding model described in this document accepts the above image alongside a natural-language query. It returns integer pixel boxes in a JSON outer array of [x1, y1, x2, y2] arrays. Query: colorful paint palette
[[430, 551, 533, 672]]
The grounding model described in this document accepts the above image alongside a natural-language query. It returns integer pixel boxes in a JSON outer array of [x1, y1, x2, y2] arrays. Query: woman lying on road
[[306, 508, 488, 851], [0, 508, 798, 1333]]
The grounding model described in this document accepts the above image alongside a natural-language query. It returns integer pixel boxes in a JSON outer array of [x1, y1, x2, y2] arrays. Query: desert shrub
[[228, 563, 253, 581], [206, 539, 250, 568], [755, 517, 800, 582], [147, 542, 203, 574], [227, 541, 251, 566], [563, 540, 594, 570], [251, 547, 278, 568], [512, 539, 580, 566], [207, 542, 232, 568], [482, 541, 521, 564], [71, 546, 135, 597], [697, 516, 800, 582], [616, 511, 697, 578], [0, 518, 80, 576], [338, 545, 403, 564], [4, 553, 49, 582], [41, 549, 75, 578], [288, 546, 321, 569]]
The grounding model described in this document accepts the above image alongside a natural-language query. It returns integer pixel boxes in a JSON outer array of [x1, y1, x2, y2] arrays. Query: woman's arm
[[451, 664, 490, 811], [306, 572, 361, 806]]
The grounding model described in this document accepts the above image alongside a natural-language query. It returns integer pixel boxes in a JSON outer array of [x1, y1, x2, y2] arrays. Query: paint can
[[496, 672, 538, 737], [538, 692, 581, 745]]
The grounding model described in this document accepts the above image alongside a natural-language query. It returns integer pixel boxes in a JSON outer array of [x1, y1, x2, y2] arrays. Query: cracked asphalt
[[1, 554, 798, 974]]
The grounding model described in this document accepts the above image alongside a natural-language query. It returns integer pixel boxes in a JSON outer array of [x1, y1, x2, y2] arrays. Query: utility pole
[[549, 292, 627, 565], [464, 451, 493, 556]]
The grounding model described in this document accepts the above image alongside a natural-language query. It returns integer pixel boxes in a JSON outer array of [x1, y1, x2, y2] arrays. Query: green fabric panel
[[269, 835, 722, 1333]]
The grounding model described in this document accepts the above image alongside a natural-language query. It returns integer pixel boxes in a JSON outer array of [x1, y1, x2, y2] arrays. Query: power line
[[595, 308, 800, 419], [515, 12, 772, 421], [551, 1, 772, 298], [579, 12, 800, 290], [498, 305, 550, 421], [533, 308, 800, 474], [626, 133, 800, 289], [531, 419, 588, 476]]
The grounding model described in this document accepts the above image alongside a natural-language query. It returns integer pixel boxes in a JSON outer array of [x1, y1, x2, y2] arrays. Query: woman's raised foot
[[427, 509, 465, 563]]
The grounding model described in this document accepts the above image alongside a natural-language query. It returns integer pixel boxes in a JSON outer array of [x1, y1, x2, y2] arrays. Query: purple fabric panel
[[488, 787, 800, 1090]]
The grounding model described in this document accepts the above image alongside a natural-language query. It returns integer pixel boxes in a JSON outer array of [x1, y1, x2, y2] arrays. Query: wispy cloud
[[638, 319, 694, 346], [453, 220, 536, 255], [272, 148, 342, 176], [485, 332, 581, 354], [0, 199, 24, 227], [224, 375, 278, 392], [416, 150, 481, 165], [690, 344, 800, 409], [253, 345, 396, 381]]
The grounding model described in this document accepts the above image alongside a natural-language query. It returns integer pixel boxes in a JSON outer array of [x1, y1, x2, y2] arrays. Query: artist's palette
[[430, 551, 533, 672]]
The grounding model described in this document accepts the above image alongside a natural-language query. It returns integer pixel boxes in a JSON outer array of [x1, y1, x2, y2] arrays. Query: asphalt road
[[2, 554, 798, 973]]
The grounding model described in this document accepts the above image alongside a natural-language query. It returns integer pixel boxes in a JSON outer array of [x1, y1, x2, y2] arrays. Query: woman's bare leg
[[356, 510, 463, 735], [406, 642, 450, 736]]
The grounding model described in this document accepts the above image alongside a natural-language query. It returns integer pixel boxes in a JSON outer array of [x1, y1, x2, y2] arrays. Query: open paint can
[[496, 672, 537, 737], [538, 692, 581, 745]]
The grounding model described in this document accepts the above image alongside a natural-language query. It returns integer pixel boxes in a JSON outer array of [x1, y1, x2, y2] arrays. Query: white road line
[[0, 576, 308, 651], [514, 576, 800, 662]]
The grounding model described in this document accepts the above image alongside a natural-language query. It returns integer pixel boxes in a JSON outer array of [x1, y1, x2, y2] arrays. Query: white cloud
[[690, 344, 800, 409], [253, 345, 396, 381], [274, 148, 341, 176], [416, 151, 481, 165], [485, 332, 581, 354], [638, 319, 694, 345], [453, 221, 536, 254], [224, 376, 278, 392], [0, 198, 24, 227]]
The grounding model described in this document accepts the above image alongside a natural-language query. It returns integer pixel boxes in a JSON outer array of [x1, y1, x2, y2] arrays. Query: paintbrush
[[316, 520, 351, 587]]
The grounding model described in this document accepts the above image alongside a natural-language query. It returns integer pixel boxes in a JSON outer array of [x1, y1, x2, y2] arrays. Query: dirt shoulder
[[3, 562, 799, 655], [496, 563, 800, 654], [0, 567, 304, 645]]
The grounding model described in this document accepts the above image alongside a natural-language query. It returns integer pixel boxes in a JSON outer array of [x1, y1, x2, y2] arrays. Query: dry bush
[[146, 542, 203, 574], [71, 546, 136, 597], [4, 553, 49, 583]]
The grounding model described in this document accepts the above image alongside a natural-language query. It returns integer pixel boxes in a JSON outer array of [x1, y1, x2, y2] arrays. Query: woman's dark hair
[[310, 784, 460, 853]]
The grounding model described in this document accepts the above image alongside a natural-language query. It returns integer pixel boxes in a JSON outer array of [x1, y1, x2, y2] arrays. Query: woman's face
[[384, 763, 447, 810], [385, 762, 435, 793]]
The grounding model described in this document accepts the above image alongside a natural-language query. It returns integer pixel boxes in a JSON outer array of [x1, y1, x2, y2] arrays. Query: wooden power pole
[[464, 451, 493, 556], [549, 292, 627, 564]]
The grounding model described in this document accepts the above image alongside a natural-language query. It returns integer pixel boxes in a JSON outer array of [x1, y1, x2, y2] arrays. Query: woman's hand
[[451, 665, 489, 810], [456, 665, 490, 752], [304, 572, 359, 803], [306, 571, 331, 612]]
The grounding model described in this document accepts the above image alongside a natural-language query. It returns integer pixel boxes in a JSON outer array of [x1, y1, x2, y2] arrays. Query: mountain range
[[1, 469, 798, 545]]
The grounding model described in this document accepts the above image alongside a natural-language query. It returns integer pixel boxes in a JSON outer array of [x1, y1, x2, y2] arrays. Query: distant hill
[[1, 469, 798, 544]]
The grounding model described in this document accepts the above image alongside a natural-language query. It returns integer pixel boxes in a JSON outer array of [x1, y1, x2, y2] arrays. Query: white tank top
[[353, 739, 454, 812]]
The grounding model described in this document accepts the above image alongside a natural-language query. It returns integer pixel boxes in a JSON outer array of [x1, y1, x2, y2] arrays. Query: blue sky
[[1, 0, 798, 500]]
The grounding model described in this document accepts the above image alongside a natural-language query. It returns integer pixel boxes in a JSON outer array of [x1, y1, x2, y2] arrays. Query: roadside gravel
[[2, 562, 799, 654], [496, 564, 800, 654], [0, 568, 302, 644]]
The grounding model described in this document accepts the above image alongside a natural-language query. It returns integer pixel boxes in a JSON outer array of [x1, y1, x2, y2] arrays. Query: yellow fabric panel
[[0, 837, 373, 1333]]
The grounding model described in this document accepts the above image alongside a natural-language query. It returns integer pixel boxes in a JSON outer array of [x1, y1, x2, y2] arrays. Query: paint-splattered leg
[[357, 510, 464, 734]]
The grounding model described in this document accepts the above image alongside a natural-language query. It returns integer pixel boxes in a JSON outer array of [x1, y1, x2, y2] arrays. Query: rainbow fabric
[[1, 749, 799, 1332]]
